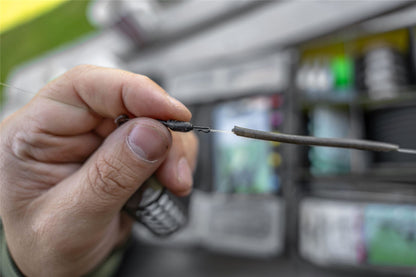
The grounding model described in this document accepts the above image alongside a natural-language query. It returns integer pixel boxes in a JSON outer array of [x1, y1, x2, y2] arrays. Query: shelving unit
[[291, 26, 416, 276]]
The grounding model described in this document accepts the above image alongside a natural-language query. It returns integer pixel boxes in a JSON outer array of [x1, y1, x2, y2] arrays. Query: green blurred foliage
[[0, 0, 96, 102]]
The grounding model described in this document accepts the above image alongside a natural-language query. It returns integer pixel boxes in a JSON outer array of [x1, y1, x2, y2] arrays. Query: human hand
[[0, 65, 198, 276]]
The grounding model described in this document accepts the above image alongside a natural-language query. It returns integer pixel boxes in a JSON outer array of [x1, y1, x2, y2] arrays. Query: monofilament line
[[209, 129, 234, 135], [0, 82, 36, 96], [397, 148, 416, 155]]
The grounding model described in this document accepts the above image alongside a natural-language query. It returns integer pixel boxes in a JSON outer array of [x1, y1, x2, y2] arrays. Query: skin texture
[[0, 65, 198, 276]]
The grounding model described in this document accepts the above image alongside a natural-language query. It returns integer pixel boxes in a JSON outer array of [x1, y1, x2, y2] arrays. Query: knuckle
[[9, 126, 48, 161], [10, 129, 31, 160], [89, 155, 130, 200]]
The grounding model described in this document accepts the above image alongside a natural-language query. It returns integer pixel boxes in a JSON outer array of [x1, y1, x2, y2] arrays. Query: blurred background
[[1, 1, 416, 276]]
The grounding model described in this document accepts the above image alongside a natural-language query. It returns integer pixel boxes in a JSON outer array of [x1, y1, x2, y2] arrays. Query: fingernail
[[127, 123, 170, 162], [177, 157, 193, 189]]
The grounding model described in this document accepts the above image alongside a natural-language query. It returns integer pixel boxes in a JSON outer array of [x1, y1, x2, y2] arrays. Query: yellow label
[[0, 0, 70, 33]]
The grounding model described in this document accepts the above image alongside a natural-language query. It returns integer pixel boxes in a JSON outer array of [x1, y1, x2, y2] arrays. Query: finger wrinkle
[[88, 155, 134, 202], [119, 82, 132, 118], [9, 124, 100, 163], [38, 94, 88, 112], [70, 68, 100, 114], [39, 71, 91, 113], [28, 100, 100, 136], [73, 67, 129, 119]]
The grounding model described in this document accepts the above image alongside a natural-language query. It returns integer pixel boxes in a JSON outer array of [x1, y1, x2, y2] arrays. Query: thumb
[[64, 117, 172, 219]]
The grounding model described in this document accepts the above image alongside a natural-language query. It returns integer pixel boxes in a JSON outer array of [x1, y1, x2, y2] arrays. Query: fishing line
[[0, 81, 37, 96]]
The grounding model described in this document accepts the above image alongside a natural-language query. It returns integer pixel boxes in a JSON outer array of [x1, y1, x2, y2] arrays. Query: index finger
[[29, 65, 191, 135]]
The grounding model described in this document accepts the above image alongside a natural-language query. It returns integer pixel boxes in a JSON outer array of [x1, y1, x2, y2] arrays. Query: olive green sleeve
[[1, 218, 129, 277], [1, 218, 23, 277], [84, 238, 130, 277]]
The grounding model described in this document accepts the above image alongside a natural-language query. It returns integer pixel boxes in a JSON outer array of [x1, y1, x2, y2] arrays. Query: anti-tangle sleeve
[[232, 126, 399, 152]]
